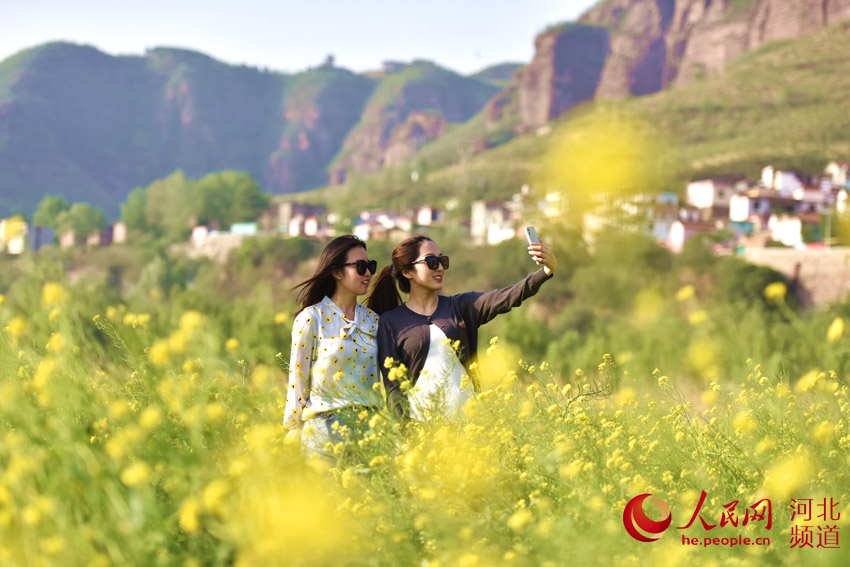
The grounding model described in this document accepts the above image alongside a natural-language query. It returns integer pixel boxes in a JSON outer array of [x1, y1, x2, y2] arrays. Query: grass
[[1, 269, 849, 566]]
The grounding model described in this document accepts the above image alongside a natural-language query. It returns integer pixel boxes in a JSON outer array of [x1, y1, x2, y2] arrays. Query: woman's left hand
[[528, 241, 558, 276]]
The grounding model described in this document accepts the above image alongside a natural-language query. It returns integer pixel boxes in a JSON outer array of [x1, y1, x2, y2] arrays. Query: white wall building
[[768, 215, 804, 248], [761, 166, 804, 197], [825, 161, 850, 189]]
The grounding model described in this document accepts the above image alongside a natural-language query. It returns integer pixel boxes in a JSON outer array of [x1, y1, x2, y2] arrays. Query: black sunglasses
[[410, 255, 449, 270], [341, 259, 378, 275]]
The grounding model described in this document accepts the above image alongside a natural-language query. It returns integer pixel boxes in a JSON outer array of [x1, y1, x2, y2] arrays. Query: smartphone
[[524, 226, 541, 264]]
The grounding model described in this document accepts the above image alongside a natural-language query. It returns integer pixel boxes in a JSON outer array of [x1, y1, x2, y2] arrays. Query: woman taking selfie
[[367, 234, 557, 420], [284, 235, 381, 459]]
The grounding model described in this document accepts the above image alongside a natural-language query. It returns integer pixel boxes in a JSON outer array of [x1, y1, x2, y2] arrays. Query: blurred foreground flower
[[827, 317, 844, 343], [42, 282, 68, 307], [538, 109, 669, 218], [227, 466, 361, 567], [675, 285, 695, 302], [762, 453, 813, 500], [763, 281, 787, 303]]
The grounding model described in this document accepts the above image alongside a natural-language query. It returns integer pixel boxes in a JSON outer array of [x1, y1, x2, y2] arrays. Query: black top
[[377, 268, 552, 415]]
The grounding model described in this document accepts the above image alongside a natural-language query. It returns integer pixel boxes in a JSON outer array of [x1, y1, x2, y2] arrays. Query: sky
[[0, 0, 599, 75]]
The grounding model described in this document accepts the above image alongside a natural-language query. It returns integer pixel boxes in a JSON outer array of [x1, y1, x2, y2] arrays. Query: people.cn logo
[[623, 493, 672, 542]]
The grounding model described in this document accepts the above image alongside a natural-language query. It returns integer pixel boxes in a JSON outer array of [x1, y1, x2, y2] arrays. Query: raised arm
[[464, 240, 557, 326], [283, 310, 317, 429], [462, 268, 552, 327]]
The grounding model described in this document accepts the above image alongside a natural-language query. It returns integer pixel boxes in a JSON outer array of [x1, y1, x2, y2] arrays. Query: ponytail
[[366, 235, 432, 315]]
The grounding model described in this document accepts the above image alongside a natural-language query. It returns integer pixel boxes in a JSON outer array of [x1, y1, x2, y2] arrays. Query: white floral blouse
[[284, 296, 381, 429]]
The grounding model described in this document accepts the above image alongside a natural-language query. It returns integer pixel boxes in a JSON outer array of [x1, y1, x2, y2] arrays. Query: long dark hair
[[366, 235, 433, 315], [292, 235, 367, 316]]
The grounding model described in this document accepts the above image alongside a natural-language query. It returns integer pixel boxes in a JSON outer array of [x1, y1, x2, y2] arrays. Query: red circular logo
[[623, 493, 672, 542]]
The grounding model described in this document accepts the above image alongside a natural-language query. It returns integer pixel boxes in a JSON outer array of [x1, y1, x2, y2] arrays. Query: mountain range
[[3, 0, 850, 219]]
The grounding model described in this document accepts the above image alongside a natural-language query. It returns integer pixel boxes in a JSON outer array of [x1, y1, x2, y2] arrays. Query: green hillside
[[0, 43, 375, 218], [472, 62, 524, 87], [304, 18, 850, 218], [328, 61, 500, 180], [633, 20, 850, 180]]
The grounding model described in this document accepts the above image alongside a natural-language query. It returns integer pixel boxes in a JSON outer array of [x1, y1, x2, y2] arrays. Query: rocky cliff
[[328, 61, 498, 184], [506, 0, 850, 132]]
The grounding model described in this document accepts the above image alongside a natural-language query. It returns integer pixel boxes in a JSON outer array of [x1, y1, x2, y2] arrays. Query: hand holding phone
[[525, 225, 557, 275], [525, 226, 541, 264], [524, 225, 541, 245]]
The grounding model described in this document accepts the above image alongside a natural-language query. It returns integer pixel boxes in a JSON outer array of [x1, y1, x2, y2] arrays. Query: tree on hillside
[[121, 187, 148, 231], [56, 202, 107, 238], [197, 172, 235, 229], [144, 170, 199, 239], [231, 174, 270, 224], [32, 195, 70, 229]]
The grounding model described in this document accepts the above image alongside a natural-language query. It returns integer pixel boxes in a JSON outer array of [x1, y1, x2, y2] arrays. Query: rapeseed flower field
[[1, 273, 849, 567]]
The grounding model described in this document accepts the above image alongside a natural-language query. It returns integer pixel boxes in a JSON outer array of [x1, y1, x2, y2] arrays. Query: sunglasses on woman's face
[[410, 255, 450, 270], [341, 259, 378, 275]]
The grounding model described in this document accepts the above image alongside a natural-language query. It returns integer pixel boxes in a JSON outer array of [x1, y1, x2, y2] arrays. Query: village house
[[58, 230, 76, 249], [825, 161, 850, 189], [0, 216, 28, 255], [767, 213, 822, 248], [685, 176, 744, 221], [729, 187, 801, 230], [616, 193, 679, 243], [759, 166, 814, 197], [470, 198, 523, 245], [667, 219, 723, 254], [414, 205, 442, 227], [353, 211, 412, 242], [260, 199, 326, 237]]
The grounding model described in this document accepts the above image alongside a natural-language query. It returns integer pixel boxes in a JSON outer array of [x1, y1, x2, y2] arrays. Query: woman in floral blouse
[[285, 235, 381, 461]]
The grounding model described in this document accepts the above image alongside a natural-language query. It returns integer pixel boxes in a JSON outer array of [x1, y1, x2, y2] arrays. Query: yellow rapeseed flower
[[139, 406, 163, 430], [225, 337, 240, 353], [120, 462, 151, 487], [763, 281, 787, 302], [762, 453, 813, 500], [632, 288, 663, 327], [148, 339, 171, 366], [827, 317, 844, 343], [5, 315, 27, 343], [45, 332, 66, 352], [202, 479, 230, 518], [755, 438, 777, 456], [205, 402, 225, 421], [0, 293, 5, 306], [676, 285, 695, 302], [42, 282, 67, 306], [686, 337, 719, 379], [22, 505, 41, 526], [180, 310, 204, 337], [688, 310, 708, 325], [812, 421, 834, 445], [507, 509, 534, 531], [40, 535, 66, 555], [795, 369, 820, 393], [179, 497, 202, 533], [274, 311, 289, 324], [32, 357, 56, 389], [733, 411, 757, 436], [168, 331, 187, 354]]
